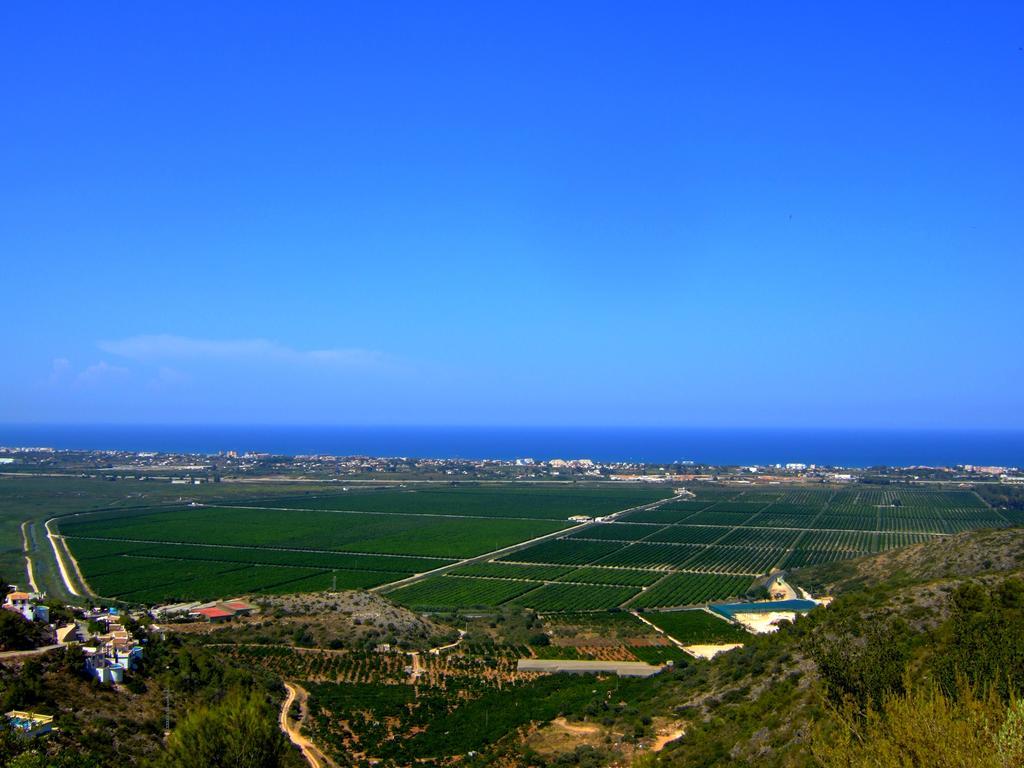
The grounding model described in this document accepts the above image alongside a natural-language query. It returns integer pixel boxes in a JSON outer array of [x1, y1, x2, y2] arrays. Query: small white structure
[[4, 591, 48, 623], [85, 655, 125, 684], [6, 711, 54, 738]]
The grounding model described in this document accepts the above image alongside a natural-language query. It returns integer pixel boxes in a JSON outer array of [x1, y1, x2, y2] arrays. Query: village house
[[83, 615, 143, 684], [6, 711, 54, 738], [3, 590, 49, 623]]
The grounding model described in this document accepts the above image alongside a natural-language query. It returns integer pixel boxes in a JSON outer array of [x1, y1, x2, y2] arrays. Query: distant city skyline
[[2, 3, 1022, 428]]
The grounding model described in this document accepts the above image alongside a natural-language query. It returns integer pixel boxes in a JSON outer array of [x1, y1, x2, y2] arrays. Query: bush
[[161, 689, 286, 768]]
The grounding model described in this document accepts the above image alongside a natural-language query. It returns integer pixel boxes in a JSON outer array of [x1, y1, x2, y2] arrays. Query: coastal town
[[2, 445, 1021, 486]]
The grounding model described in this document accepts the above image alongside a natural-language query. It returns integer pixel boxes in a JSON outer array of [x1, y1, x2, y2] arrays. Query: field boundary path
[[45, 518, 97, 598], [45, 519, 81, 597], [374, 494, 675, 594], [630, 610, 689, 650], [21, 521, 40, 593], [280, 681, 337, 768]]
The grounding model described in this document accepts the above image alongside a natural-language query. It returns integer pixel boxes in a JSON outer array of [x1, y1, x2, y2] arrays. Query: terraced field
[[57, 485, 670, 603], [385, 485, 1010, 612]]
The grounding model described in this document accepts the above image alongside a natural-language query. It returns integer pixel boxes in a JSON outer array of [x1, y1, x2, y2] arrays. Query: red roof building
[[191, 607, 234, 622]]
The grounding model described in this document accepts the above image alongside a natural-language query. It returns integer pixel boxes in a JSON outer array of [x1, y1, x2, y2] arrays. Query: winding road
[[280, 682, 337, 768]]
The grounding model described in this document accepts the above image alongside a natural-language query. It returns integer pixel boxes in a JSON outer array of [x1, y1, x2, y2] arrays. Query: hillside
[[469, 524, 1024, 767], [793, 525, 1024, 593], [641, 525, 1024, 767]]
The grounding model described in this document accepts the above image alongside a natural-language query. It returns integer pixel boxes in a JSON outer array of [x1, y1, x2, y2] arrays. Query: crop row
[[796, 530, 938, 552], [594, 543, 706, 569], [629, 573, 753, 609], [59, 505, 570, 560], [307, 674, 641, 764], [682, 546, 787, 574], [84, 555, 345, 604], [565, 523, 658, 542], [710, 502, 771, 514], [67, 536, 452, 574], [219, 646, 408, 684], [813, 514, 881, 531], [558, 567, 665, 587], [850, 489, 986, 509], [235, 485, 671, 520], [760, 503, 826, 515], [775, 490, 835, 506], [683, 510, 759, 526], [513, 582, 639, 611], [717, 528, 802, 548], [643, 609, 749, 644], [498, 539, 625, 566], [386, 575, 539, 610], [449, 562, 572, 580], [621, 507, 704, 525], [645, 526, 731, 545], [743, 513, 823, 528], [781, 549, 867, 568]]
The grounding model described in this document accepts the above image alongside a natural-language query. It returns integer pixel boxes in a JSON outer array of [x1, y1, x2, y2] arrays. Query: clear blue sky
[[2, 3, 1022, 428]]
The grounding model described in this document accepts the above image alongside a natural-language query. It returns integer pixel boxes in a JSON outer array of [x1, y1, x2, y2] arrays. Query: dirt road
[[280, 682, 336, 768], [0, 644, 62, 661]]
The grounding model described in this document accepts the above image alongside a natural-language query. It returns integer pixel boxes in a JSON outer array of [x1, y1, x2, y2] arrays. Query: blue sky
[[2, 3, 1022, 428]]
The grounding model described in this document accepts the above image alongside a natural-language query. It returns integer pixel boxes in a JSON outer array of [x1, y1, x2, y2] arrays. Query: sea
[[1, 425, 1022, 468]]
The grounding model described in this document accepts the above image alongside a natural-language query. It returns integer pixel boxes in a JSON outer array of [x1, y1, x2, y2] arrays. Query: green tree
[[0, 612, 39, 652], [810, 616, 910, 714], [161, 689, 286, 768]]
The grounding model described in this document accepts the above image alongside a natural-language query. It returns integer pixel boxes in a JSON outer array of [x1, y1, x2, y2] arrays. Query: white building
[[3, 591, 48, 623]]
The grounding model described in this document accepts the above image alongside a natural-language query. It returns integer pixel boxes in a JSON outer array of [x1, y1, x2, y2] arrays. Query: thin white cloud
[[98, 334, 385, 367], [76, 361, 130, 385]]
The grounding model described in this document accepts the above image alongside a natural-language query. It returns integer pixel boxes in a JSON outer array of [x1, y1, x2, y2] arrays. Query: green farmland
[[385, 484, 1013, 613], [56, 484, 669, 603], [45, 482, 1017, 610], [230, 484, 670, 520]]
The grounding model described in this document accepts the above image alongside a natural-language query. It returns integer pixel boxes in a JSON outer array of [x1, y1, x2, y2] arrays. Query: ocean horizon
[[1, 424, 1022, 468]]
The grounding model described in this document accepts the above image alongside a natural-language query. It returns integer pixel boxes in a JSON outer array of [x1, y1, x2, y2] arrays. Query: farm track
[[46, 518, 83, 597], [0, 644, 64, 661], [630, 611, 690, 651], [280, 681, 338, 768], [21, 521, 39, 592]]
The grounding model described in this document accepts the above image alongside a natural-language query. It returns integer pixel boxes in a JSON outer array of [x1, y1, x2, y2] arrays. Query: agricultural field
[[513, 582, 639, 611], [375, 576, 540, 611], [53, 482, 1011, 609], [642, 609, 749, 645], [229, 484, 671, 520], [56, 484, 667, 604], [387, 484, 1010, 612], [303, 673, 653, 765]]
